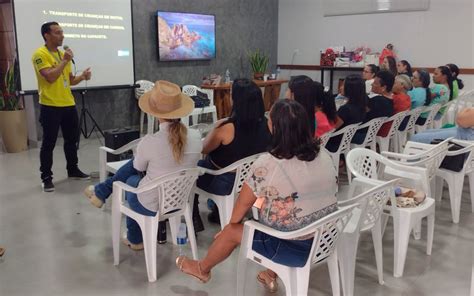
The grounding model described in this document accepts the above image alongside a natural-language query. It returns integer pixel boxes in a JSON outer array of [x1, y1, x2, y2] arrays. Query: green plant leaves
[[248, 49, 269, 74]]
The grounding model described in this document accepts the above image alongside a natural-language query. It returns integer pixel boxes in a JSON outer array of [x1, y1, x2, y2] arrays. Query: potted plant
[[0, 58, 27, 153], [249, 49, 269, 80]]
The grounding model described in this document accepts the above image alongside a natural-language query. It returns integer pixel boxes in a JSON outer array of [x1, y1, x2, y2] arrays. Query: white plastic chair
[[433, 100, 457, 129], [111, 168, 201, 282], [194, 153, 262, 230], [346, 148, 435, 278], [320, 128, 335, 147], [135, 80, 155, 134], [236, 204, 357, 296], [326, 123, 359, 179], [415, 103, 442, 133], [376, 111, 409, 153], [182, 85, 217, 126], [350, 117, 386, 151], [412, 139, 474, 223], [99, 138, 141, 182], [338, 178, 399, 296], [395, 106, 424, 153]]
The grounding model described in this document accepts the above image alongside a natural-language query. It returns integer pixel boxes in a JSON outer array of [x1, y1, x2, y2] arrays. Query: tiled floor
[[0, 137, 472, 295]]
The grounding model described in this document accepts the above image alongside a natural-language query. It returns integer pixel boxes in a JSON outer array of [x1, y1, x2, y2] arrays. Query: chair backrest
[[230, 153, 263, 196], [135, 168, 201, 219], [443, 139, 474, 173], [319, 129, 335, 147], [182, 85, 198, 97], [329, 123, 359, 153], [340, 178, 398, 232], [423, 103, 442, 127], [306, 204, 356, 265], [357, 117, 386, 146], [135, 80, 155, 100], [402, 140, 450, 179], [405, 106, 425, 133], [384, 111, 409, 139]]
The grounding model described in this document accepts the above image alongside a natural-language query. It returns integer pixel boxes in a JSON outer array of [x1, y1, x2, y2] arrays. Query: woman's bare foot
[[257, 269, 278, 293], [176, 256, 211, 283]]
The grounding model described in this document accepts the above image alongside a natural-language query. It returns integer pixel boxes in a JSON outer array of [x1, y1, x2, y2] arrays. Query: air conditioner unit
[[323, 0, 430, 17]]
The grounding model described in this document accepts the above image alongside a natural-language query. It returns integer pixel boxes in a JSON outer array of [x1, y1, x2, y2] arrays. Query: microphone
[[63, 45, 75, 64]]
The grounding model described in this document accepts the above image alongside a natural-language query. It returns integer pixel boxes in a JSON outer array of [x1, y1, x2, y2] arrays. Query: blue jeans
[[94, 159, 156, 244], [410, 127, 458, 144]]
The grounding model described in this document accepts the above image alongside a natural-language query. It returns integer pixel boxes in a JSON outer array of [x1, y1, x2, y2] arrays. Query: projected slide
[[157, 12, 216, 61], [14, 0, 134, 92]]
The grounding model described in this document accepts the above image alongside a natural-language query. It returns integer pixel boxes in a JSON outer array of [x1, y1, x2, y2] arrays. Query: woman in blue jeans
[[411, 107, 474, 143], [193, 79, 271, 232], [83, 81, 202, 250], [177, 99, 338, 293]]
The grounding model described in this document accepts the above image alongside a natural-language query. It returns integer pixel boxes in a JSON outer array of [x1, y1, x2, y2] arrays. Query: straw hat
[[139, 80, 194, 119]]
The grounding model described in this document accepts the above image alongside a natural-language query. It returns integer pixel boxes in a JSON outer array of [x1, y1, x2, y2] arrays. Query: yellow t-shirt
[[31, 46, 75, 107]]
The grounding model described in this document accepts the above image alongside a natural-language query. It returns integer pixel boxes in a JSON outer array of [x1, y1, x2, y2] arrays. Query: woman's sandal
[[176, 256, 211, 283], [0, 247, 5, 257], [257, 270, 278, 293]]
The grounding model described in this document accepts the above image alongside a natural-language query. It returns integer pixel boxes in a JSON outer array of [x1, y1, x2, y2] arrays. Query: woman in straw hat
[[84, 80, 202, 250]]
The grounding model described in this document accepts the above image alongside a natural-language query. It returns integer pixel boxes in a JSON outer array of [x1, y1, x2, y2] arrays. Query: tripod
[[78, 90, 104, 139]]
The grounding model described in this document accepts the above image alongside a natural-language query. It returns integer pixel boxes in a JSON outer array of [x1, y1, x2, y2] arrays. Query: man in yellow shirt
[[32, 22, 92, 192]]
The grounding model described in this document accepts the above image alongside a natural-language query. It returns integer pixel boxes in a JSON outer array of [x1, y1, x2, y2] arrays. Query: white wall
[[278, 0, 474, 92]]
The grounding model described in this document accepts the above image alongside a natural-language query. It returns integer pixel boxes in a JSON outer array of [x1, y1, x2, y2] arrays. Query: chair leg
[[184, 207, 199, 260], [447, 174, 464, 224], [469, 172, 474, 213], [338, 233, 359, 296], [236, 251, 248, 296], [112, 195, 122, 266], [372, 219, 385, 285], [140, 111, 144, 135], [192, 114, 198, 125], [393, 215, 412, 278], [327, 250, 341, 296], [295, 267, 311, 296], [381, 213, 390, 237], [434, 176, 444, 202], [413, 221, 422, 240], [217, 197, 234, 230], [427, 213, 435, 256], [142, 218, 158, 282], [212, 111, 218, 123]]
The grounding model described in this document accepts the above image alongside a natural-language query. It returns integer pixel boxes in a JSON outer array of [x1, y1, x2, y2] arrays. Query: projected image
[[157, 11, 216, 61]]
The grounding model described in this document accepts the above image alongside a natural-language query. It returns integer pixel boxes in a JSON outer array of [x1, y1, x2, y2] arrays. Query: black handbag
[[191, 90, 210, 108], [431, 139, 469, 172]]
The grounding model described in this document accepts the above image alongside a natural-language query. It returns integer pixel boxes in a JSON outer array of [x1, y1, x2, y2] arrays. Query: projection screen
[[13, 0, 135, 92]]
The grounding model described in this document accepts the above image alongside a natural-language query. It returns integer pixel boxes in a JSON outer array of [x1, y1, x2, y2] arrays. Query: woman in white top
[[176, 99, 338, 293], [84, 81, 202, 250], [363, 64, 378, 96]]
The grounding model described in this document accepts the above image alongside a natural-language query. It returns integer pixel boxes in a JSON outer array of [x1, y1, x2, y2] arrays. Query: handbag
[[191, 90, 210, 108], [430, 139, 469, 172]]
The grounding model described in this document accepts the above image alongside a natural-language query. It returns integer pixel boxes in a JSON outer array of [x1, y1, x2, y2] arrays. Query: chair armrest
[[99, 138, 141, 155], [381, 150, 426, 161]]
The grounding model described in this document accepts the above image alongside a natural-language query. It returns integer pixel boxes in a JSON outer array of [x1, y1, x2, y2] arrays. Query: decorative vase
[[253, 72, 264, 80], [0, 109, 28, 153]]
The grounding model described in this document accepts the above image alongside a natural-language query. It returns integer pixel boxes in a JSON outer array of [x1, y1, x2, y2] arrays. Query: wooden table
[[202, 79, 288, 119]]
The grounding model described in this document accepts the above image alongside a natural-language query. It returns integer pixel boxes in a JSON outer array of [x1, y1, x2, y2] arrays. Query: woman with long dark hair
[[446, 63, 464, 98], [382, 56, 398, 76], [397, 60, 413, 77], [432, 66, 453, 102], [408, 69, 431, 109], [286, 75, 317, 135], [177, 99, 338, 294], [313, 81, 336, 137], [193, 78, 271, 231]]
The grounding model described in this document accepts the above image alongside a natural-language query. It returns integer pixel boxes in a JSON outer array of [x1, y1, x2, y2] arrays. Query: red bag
[[320, 49, 336, 66]]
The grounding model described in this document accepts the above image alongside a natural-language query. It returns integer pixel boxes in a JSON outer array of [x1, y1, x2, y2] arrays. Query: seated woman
[[286, 75, 317, 134], [381, 56, 398, 77], [397, 60, 413, 77], [176, 99, 338, 293], [362, 64, 378, 96], [411, 107, 474, 143], [325, 75, 367, 151], [193, 79, 271, 230], [393, 74, 412, 131], [446, 63, 464, 99], [313, 81, 337, 137], [83, 81, 202, 249], [368, 70, 395, 137], [408, 69, 431, 109]]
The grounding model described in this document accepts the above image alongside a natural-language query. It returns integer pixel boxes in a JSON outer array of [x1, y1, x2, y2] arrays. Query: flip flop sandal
[[176, 256, 211, 283], [257, 271, 278, 293]]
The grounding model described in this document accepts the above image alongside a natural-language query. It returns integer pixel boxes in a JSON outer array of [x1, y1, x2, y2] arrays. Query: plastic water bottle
[[225, 69, 231, 83], [276, 67, 281, 79], [177, 222, 187, 256]]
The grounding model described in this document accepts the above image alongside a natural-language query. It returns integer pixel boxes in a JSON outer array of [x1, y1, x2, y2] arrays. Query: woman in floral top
[[176, 99, 338, 293]]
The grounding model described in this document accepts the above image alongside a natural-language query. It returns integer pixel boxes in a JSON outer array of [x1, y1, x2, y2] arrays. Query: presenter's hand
[[63, 49, 74, 62], [82, 68, 92, 81]]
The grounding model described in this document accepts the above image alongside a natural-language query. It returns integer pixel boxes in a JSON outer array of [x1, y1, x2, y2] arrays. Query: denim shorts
[[252, 230, 313, 268]]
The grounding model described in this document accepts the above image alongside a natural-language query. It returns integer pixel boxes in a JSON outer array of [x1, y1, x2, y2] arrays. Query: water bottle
[[225, 69, 231, 83], [276, 67, 281, 79], [177, 222, 187, 256]]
